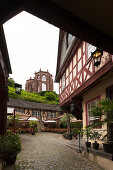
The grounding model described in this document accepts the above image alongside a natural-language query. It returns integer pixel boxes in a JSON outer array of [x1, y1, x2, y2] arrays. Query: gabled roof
[[55, 31, 82, 82], [8, 98, 61, 112]]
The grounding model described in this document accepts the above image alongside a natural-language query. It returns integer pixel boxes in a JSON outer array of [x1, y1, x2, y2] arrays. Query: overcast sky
[[3, 11, 59, 93]]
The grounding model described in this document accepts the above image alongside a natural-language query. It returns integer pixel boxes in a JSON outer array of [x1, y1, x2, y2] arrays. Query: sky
[[3, 11, 59, 93]]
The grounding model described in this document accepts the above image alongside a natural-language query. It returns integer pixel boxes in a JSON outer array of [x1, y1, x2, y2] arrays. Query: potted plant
[[63, 132, 72, 140], [81, 127, 92, 148], [0, 132, 22, 165], [91, 98, 113, 153], [91, 130, 101, 149], [29, 121, 39, 135]]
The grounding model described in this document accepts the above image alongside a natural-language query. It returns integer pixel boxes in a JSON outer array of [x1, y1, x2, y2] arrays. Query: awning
[[27, 117, 39, 121], [7, 107, 14, 115], [44, 120, 56, 123]]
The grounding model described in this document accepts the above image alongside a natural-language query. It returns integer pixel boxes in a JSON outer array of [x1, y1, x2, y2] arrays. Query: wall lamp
[[15, 83, 22, 94], [91, 48, 103, 67]]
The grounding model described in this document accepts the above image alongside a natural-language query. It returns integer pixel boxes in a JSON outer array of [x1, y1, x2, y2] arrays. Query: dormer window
[[62, 73, 65, 91], [67, 33, 73, 48]]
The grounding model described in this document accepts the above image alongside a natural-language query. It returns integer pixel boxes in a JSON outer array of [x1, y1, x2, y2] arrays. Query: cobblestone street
[[15, 133, 102, 170]]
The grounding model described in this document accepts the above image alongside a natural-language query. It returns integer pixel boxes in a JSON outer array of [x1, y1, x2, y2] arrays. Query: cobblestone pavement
[[15, 133, 102, 170]]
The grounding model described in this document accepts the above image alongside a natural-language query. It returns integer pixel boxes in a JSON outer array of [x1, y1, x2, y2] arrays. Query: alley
[[15, 133, 102, 170]]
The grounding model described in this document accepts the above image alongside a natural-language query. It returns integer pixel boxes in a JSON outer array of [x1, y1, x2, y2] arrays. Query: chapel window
[[42, 83, 46, 91], [42, 75, 46, 81]]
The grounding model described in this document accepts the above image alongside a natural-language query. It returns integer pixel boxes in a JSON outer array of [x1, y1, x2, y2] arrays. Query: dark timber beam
[[0, 75, 8, 134]]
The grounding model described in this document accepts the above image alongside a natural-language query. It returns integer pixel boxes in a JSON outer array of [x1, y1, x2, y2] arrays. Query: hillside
[[8, 78, 59, 105]]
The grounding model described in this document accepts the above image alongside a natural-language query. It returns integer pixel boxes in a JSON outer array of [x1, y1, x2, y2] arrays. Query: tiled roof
[[7, 98, 61, 112]]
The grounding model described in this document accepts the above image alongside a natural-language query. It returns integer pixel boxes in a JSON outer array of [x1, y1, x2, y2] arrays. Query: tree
[[60, 113, 73, 133], [44, 92, 56, 101], [8, 78, 15, 88]]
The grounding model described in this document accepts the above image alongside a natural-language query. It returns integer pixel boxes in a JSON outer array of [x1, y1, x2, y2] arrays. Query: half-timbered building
[[55, 30, 113, 129]]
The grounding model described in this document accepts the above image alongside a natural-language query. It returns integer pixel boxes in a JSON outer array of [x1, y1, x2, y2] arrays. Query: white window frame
[[87, 98, 100, 125]]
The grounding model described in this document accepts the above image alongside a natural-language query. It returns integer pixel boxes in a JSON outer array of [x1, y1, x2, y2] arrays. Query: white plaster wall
[[82, 73, 113, 128]]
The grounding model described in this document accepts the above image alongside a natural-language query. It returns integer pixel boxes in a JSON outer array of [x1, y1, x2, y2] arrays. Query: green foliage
[[29, 121, 39, 128], [91, 130, 101, 142], [70, 121, 83, 129], [60, 113, 73, 128], [8, 86, 59, 105], [0, 132, 22, 155], [8, 115, 20, 126], [8, 78, 15, 88], [80, 127, 92, 139], [70, 121, 83, 137], [44, 92, 56, 101], [91, 98, 113, 124], [29, 121, 40, 132]]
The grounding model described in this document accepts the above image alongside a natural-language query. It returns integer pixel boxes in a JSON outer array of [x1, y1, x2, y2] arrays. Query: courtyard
[[10, 132, 103, 170]]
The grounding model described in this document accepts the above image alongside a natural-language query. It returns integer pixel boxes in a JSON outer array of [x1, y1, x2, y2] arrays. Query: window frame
[[86, 96, 100, 126]]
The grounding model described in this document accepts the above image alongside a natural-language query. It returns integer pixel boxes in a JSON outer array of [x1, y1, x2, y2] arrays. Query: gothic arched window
[[42, 75, 46, 81], [42, 83, 46, 91], [37, 75, 40, 79], [32, 82, 34, 89]]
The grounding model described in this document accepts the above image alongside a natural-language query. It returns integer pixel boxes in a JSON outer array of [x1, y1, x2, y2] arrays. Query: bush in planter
[[81, 127, 92, 148], [91, 98, 113, 153], [0, 132, 22, 164], [63, 133, 72, 140], [91, 130, 101, 149], [29, 121, 40, 135]]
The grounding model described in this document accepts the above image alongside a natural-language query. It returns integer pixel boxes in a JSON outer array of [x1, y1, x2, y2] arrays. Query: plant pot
[[5, 153, 17, 165], [103, 142, 113, 153], [67, 134, 72, 140], [85, 142, 91, 148], [93, 142, 99, 149], [63, 133, 72, 140], [32, 131, 35, 135]]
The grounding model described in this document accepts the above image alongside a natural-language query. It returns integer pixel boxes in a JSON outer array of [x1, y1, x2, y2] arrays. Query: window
[[42, 75, 46, 81], [32, 111, 40, 117], [62, 73, 65, 91], [87, 97, 100, 125], [42, 83, 46, 91], [52, 112, 56, 117], [32, 83, 34, 89], [67, 33, 73, 48], [87, 43, 96, 59], [15, 109, 24, 113], [47, 112, 51, 118], [37, 75, 40, 79]]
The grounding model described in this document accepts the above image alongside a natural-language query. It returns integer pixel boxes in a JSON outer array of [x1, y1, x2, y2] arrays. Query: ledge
[[88, 148, 113, 161]]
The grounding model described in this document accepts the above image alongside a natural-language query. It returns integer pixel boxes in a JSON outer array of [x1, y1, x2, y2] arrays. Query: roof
[[7, 98, 61, 112], [1, 1, 113, 54], [0, 26, 12, 74]]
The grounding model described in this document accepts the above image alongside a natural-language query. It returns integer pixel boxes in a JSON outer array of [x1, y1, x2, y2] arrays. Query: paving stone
[[15, 133, 102, 170]]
